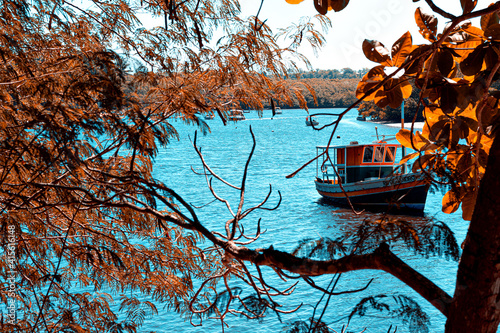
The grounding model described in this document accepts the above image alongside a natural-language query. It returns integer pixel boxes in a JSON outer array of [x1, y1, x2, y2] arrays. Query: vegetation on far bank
[[272, 68, 424, 122]]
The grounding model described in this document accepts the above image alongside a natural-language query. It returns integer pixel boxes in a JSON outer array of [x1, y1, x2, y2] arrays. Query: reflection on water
[[316, 197, 427, 217], [142, 109, 467, 333]]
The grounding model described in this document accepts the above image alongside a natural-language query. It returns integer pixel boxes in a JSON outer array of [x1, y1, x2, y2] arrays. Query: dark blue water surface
[[144, 108, 467, 332]]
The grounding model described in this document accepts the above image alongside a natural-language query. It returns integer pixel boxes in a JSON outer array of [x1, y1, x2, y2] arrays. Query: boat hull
[[315, 173, 429, 211]]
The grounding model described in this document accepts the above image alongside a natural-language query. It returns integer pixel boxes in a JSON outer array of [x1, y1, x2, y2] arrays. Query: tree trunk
[[446, 132, 500, 332]]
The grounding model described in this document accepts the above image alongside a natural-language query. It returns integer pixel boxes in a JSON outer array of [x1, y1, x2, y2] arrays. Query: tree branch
[[424, 0, 456, 19], [227, 242, 452, 317]]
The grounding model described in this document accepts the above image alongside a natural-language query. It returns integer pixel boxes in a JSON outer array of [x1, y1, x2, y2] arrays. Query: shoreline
[[370, 120, 424, 130]]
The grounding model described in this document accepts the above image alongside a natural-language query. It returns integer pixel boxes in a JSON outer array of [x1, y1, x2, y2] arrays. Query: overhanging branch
[[227, 242, 452, 317]]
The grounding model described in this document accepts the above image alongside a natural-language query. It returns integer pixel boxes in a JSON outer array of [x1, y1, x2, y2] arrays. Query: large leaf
[[423, 106, 447, 128], [375, 78, 407, 108], [460, 44, 487, 76], [313, 0, 328, 14], [328, 0, 350, 12], [396, 128, 429, 150], [404, 44, 432, 75], [477, 96, 499, 128], [458, 104, 478, 121], [445, 150, 465, 171], [400, 151, 419, 164], [450, 118, 462, 148], [445, 29, 483, 59], [356, 65, 385, 100], [484, 23, 500, 40], [440, 84, 458, 114], [415, 8, 437, 42], [362, 39, 391, 66], [373, 89, 392, 108], [399, 78, 412, 99], [461, 189, 477, 221], [463, 25, 484, 39], [391, 31, 413, 67], [455, 84, 472, 109], [442, 190, 461, 214], [485, 46, 499, 70], [437, 49, 455, 77], [426, 119, 451, 143], [412, 153, 435, 172], [481, 4, 499, 31], [460, 0, 478, 14], [415, 72, 455, 90], [480, 135, 494, 155]]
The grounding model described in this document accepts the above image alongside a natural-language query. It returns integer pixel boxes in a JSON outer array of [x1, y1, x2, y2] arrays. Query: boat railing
[[319, 162, 346, 183], [316, 146, 412, 184], [317, 146, 344, 183]]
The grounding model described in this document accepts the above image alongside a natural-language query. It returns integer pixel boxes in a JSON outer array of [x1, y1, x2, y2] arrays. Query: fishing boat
[[305, 116, 319, 126], [205, 114, 215, 120], [314, 139, 429, 212], [228, 109, 245, 121], [274, 107, 282, 114], [356, 115, 366, 121]]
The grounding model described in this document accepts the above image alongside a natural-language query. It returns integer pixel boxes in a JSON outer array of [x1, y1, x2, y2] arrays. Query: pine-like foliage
[[292, 236, 347, 259], [0, 0, 329, 331], [293, 216, 459, 261], [283, 317, 330, 333], [348, 294, 430, 333], [351, 217, 460, 261]]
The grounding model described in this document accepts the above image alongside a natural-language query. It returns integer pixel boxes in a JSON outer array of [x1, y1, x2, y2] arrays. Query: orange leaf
[[405, 44, 432, 76], [460, 44, 487, 76], [412, 154, 435, 172], [362, 40, 392, 66], [356, 66, 385, 100], [400, 151, 419, 164], [442, 190, 461, 214], [328, 0, 350, 12], [484, 24, 500, 40], [481, 4, 500, 31], [461, 0, 478, 14], [415, 8, 437, 42], [314, 0, 328, 14], [396, 129, 429, 150], [462, 25, 484, 38], [391, 31, 413, 67], [480, 135, 494, 155], [461, 190, 478, 220], [437, 49, 455, 77], [399, 79, 412, 99]]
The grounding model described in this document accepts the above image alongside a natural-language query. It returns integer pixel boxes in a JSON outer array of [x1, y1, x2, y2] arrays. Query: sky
[[239, 0, 492, 70]]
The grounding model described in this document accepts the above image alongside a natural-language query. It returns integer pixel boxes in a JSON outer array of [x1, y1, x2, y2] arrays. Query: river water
[[142, 108, 467, 332]]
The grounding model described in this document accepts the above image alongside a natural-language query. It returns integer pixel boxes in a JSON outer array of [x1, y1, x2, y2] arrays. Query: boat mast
[[401, 100, 405, 129], [401, 100, 406, 174]]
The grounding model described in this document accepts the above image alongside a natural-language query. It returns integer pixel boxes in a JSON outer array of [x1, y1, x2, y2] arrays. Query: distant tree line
[[295, 68, 365, 79], [265, 69, 423, 123]]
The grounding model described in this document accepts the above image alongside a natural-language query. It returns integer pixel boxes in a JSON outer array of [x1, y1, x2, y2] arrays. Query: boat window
[[385, 146, 396, 162], [363, 146, 373, 163], [374, 146, 384, 162]]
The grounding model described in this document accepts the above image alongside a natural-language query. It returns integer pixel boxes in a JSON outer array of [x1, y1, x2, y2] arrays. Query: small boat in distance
[[274, 107, 282, 115], [356, 115, 366, 121], [205, 114, 215, 120], [314, 139, 429, 212], [306, 116, 319, 126], [228, 109, 245, 121]]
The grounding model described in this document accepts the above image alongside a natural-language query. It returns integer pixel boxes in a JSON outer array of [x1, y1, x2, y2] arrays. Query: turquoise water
[[144, 108, 466, 332]]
